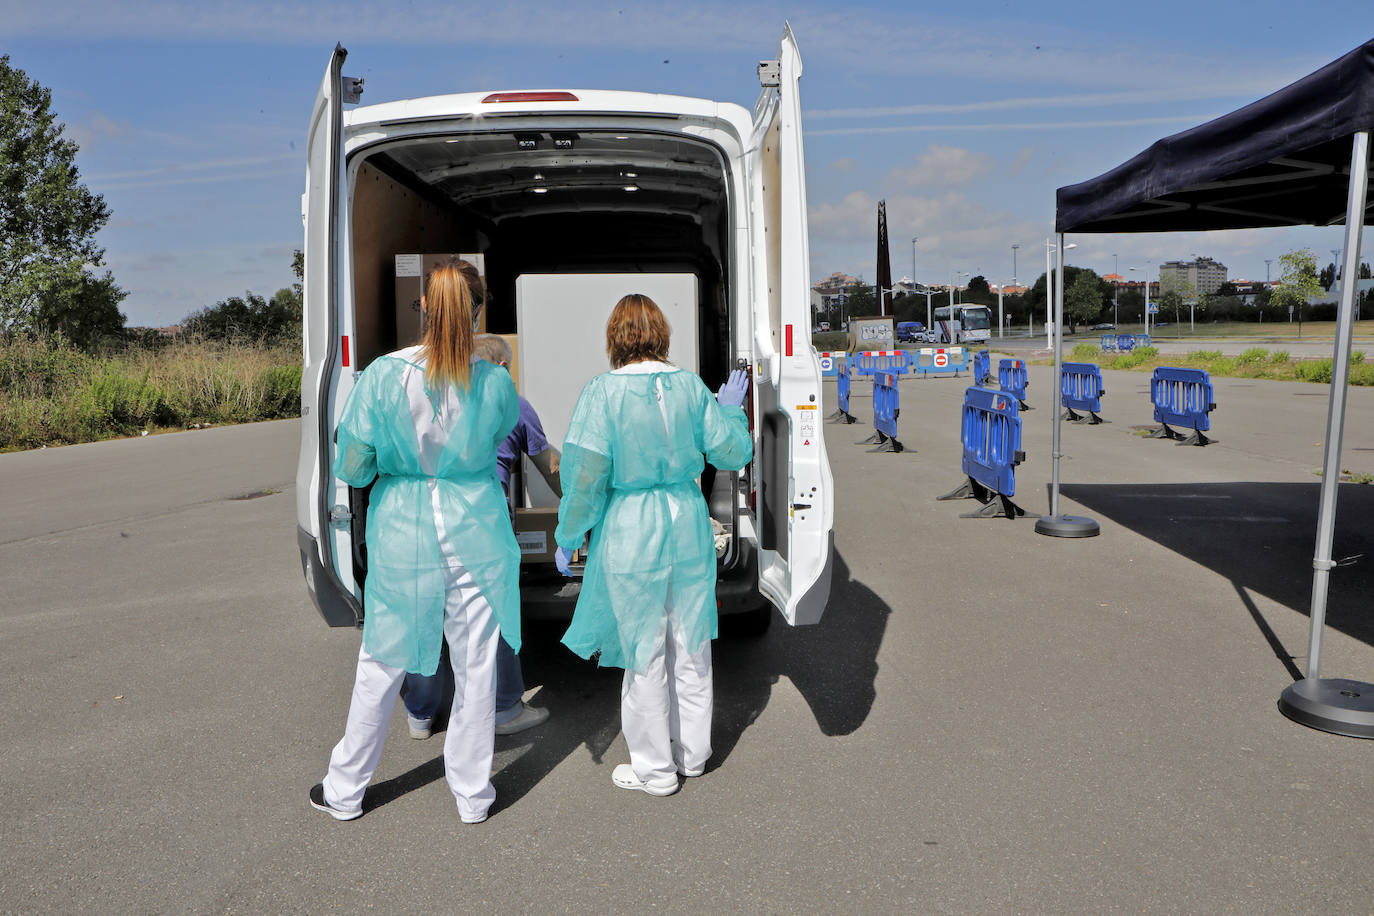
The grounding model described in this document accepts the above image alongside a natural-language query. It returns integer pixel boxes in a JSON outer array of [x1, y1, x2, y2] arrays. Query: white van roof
[[344, 89, 753, 135]]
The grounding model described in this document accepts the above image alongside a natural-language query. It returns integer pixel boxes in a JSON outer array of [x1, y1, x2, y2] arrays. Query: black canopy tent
[[1055, 37, 1374, 737]]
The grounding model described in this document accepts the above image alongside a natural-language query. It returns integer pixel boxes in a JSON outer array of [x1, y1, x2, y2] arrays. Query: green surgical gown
[[555, 363, 753, 673], [335, 349, 521, 676]]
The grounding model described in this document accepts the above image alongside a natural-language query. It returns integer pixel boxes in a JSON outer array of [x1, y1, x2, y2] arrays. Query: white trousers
[[621, 607, 713, 783], [321, 563, 500, 822]]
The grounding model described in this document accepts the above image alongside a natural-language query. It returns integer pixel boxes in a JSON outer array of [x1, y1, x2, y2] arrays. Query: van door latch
[[757, 60, 780, 88], [330, 505, 353, 528], [791, 502, 811, 511]]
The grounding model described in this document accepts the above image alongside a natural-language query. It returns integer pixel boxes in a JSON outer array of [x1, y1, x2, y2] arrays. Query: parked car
[[1092, 322, 1115, 330], [817, 321, 831, 332]]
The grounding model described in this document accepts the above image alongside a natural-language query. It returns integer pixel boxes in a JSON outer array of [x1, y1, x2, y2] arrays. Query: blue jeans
[[405, 635, 525, 725]]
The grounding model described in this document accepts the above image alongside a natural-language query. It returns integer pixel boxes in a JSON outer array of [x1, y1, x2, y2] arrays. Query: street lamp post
[[912, 238, 918, 298], [1009, 243, 1019, 340], [1264, 258, 1274, 325], [1044, 240, 1076, 348], [947, 270, 969, 343], [1112, 253, 1119, 329]]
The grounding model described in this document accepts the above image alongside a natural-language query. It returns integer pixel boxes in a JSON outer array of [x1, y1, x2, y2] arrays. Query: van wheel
[[722, 601, 772, 638]]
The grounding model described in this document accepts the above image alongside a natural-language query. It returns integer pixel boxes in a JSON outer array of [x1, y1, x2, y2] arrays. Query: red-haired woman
[[555, 294, 752, 796]]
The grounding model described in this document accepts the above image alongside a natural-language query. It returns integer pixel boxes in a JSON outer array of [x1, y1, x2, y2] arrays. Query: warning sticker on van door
[[395, 254, 422, 277]]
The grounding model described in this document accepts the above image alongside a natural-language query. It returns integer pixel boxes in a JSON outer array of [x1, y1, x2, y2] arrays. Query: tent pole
[[1279, 130, 1374, 738], [1305, 130, 1369, 681], [1035, 232, 1099, 538]]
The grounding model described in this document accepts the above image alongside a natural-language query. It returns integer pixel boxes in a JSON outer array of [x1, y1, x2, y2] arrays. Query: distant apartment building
[[1159, 256, 1228, 295], [811, 271, 860, 315]]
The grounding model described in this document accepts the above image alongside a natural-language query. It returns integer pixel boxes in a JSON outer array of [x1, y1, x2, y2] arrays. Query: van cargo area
[[343, 127, 757, 619]]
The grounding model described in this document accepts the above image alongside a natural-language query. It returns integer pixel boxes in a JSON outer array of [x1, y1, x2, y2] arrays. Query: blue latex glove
[[717, 368, 749, 408], [554, 546, 575, 576]]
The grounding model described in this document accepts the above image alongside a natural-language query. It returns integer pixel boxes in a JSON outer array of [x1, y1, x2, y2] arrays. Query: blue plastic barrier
[[1136, 334, 1152, 347], [912, 346, 969, 378], [867, 371, 905, 452], [1149, 366, 1215, 446], [973, 349, 992, 386], [818, 350, 846, 378], [852, 350, 909, 376], [997, 358, 1031, 409], [1100, 333, 1117, 351], [937, 386, 1027, 518], [1117, 334, 1136, 353], [1061, 362, 1106, 424], [833, 361, 856, 424]]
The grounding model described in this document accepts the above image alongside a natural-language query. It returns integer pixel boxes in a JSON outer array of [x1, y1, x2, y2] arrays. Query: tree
[[843, 279, 876, 317], [1025, 266, 1112, 330], [1320, 261, 1337, 292], [1157, 274, 1197, 326], [1064, 272, 1105, 330], [1270, 248, 1323, 329], [34, 270, 125, 349], [964, 275, 992, 304], [0, 55, 123, 344]]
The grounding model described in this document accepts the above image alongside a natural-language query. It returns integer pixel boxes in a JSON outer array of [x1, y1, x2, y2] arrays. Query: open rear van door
[[748, 25, 834, 625], [297, 44, 362, 627]]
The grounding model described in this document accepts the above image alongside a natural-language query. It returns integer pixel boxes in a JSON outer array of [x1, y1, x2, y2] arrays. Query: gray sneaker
[[494, 702, 550, 735]]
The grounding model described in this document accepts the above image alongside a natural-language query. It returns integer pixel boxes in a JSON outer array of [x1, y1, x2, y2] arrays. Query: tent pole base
[[1279, 678, 1374, 739], [1034, 514, 1100, 538]]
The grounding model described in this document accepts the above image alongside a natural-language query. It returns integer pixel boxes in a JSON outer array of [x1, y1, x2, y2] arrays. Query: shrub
[[1071, 343, 1100, 360], [1190, 349, 1223, 361], [1236, 347, 1268, 364], [1270, 350, 1290, 363], [1295, 359, 1334, 384]]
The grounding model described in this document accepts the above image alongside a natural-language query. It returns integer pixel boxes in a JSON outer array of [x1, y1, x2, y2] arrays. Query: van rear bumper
[[297, 526, 363, 628]]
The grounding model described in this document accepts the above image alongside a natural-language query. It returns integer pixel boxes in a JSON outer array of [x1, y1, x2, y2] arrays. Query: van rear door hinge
[[341, 76, 364, 104], [757, 60, 780, 88], [330, 504, 353, 528]]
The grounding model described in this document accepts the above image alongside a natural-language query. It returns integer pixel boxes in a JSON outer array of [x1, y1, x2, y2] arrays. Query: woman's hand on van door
[[717, 369, 750, 408], [554, 546, 574, 577]]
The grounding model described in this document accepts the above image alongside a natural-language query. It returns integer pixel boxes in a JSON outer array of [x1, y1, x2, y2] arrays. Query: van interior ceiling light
[[551, 133, 577, 150], [623, 185, 639, 192], [515, 133, 540, 150]]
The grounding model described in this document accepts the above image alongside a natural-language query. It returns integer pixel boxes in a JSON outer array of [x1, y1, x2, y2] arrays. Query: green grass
[[1069, 319, 1374, 341], [0, 336, 301, 451], [1059, 343, 1374, 386]]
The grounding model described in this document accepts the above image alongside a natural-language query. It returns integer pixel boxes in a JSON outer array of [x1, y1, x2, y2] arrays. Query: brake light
[[341, 335, 350, 367], [785, 324, 793, 357], [481, 91, 580, 103]]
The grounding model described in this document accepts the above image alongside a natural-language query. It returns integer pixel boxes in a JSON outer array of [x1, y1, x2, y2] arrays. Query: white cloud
[[808, 114, 1219, 138], [888, 145, 996, 189]]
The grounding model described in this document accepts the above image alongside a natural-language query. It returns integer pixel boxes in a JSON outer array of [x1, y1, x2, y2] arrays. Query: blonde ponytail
[[420, 263, 474, 391]]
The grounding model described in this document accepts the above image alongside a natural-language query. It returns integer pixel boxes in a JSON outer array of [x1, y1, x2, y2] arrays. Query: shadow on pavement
[[1061, 481, 1374, 677], [365, 549, 889, 817]]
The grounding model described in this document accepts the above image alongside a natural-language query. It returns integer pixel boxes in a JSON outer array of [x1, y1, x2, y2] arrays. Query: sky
[[4, 0, 1372, 327]]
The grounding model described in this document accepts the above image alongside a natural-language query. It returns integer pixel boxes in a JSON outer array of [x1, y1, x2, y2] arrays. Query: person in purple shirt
[[403, 334, 558, 739]]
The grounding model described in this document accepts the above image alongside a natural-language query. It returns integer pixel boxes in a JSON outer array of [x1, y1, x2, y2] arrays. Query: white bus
[[933, 305, 992, 345], [295, 28, 834, 636]]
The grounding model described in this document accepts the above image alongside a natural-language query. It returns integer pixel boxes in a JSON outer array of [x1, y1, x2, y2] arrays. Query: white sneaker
[[612, 764, 679, 797], [494, 702, 550, 736], [408, 716, 433, 740], [671, 742, 705, 777]]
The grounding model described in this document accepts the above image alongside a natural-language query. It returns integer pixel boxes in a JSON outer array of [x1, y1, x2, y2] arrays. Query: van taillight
[[482, 91, 579, 103]]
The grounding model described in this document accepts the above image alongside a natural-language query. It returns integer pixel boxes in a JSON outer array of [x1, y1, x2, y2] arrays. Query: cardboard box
[[513, 507, 559, 564], [394, 252, 487, 346]]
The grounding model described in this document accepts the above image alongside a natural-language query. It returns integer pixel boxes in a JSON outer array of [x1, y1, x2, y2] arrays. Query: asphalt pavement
[[4, 368, 1374, 912]]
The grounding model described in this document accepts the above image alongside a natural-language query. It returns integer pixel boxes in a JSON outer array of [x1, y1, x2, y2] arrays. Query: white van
[[295, 27, 833, 635]]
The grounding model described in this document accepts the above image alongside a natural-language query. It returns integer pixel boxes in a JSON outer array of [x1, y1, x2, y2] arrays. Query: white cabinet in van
[[296, 26, 833, 633]]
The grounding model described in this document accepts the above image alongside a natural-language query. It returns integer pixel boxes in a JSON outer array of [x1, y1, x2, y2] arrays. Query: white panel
[[515, 273, 699, 508]]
